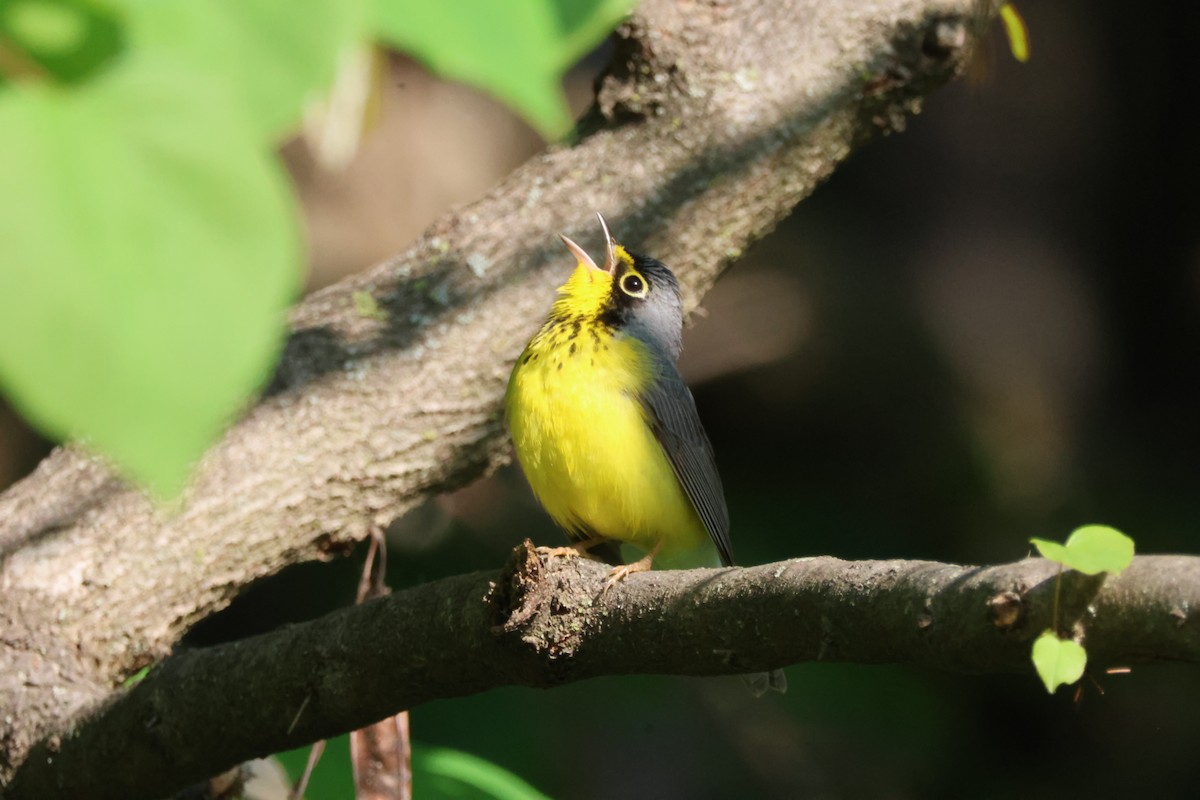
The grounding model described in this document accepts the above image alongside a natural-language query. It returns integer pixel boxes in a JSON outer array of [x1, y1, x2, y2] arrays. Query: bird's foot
[[602, 541, 662, 592]]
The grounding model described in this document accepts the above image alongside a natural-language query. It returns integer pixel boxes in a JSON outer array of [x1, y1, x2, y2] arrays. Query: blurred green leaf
[[1031, 525, 1134, 576], [4, 0, 88, 54], [113, 0, 368, 140], [0, 55, 300, 495], [415, 746, 552, 800], [1031, 630, 1086, 694], [0, 0, 125, 83], [999, 3, 1030, 63], [277, 738, 549, 800], [372, 0, 631, 139], [544, 0, 633, 72]]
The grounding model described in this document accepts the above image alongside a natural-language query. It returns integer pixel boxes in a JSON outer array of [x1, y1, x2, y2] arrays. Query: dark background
[[3, 2, 1197, 797]]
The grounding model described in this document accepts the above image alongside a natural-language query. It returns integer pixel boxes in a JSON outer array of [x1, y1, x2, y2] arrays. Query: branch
[[6, 547, 1200, 800], [0, 0, 1001, 783]]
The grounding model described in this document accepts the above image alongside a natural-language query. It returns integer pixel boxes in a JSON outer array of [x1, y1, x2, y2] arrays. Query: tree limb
[[6, 546, 1200, 800], [0, 0, 1001, 784]]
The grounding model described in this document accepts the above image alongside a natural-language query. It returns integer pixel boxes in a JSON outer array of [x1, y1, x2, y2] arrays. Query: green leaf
[[1061, 525, 1135, 575], [0, 56, 301, 495], [999, 3, 1030, 63], [544, 0, 634, 73], [372, 0, 632, 139], [1031, 630, 1087, 694], [113, 0, 368, 140], [121, 665, 151, 688], [414, 746, 552, 800], [1031, 525, 1135, 576], [3, 0, 88, 55], [1030, 537, 1068, 564], [0, 0, 125, 83], [277, 740, 551, 800]]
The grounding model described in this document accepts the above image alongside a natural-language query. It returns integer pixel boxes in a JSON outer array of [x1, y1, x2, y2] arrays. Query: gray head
[[598, 246, 685, 362], [558, 213, 686, 361]]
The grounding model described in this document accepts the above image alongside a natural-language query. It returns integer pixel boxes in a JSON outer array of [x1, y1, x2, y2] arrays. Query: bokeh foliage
[[0, 0, 629, 494]]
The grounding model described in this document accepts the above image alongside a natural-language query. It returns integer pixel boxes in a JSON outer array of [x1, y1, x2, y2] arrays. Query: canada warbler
[[505, 214, 732, 580]]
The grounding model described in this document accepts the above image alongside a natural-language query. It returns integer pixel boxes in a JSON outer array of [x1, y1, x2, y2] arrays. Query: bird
[[505, 213, 732, 582]]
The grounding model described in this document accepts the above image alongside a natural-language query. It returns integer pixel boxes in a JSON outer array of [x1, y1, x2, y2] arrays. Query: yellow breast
[[505, 316, 711, 564]]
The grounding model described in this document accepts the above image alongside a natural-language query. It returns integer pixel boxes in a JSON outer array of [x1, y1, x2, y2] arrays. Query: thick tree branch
[[1, 0, 1001, 784], [7, 547, 1200, 800]]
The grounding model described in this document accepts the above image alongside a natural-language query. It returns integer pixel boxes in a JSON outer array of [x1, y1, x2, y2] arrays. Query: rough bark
[[7, 546, 1200, 800], [1, 0, 1002, 787]]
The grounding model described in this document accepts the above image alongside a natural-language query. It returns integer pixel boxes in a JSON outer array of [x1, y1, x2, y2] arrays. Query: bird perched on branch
[[505, 214, 732, 582]]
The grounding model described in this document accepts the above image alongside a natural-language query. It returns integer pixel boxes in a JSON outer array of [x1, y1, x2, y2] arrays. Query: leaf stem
[[1051, 563, 1063, 633]]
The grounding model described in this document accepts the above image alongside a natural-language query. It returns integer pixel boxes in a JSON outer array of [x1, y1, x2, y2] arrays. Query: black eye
[[621, 273, 646, 296]]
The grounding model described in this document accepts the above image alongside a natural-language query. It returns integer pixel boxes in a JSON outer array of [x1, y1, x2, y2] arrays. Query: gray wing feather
[[638, 357, 734, 567]]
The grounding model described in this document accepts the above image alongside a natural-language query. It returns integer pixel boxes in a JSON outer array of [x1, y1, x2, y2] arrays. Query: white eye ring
[[621, 272, 647, 297]]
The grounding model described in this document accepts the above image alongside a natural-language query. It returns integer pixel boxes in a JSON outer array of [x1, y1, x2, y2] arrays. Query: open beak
[[558, 233, 601, 273], [559, 212, 618, 274], [596, 212, 617, 273]]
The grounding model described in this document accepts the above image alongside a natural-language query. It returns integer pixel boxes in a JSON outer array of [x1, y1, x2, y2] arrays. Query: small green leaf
[[999, 3, 1030, 63], [1031, 525, 1135, 576], [1061, 525, 1135, 575], [1031, 630, 1087, 693], [0, 56, 301, 495], [372, 0, 631, 139], [1030, 537, 1069, 565], [415, 746, 552, 800], [121, 665, 151, 688]]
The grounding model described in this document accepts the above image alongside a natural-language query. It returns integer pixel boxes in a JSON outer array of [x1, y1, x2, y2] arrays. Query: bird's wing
[[638, 355, 734, 567]]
